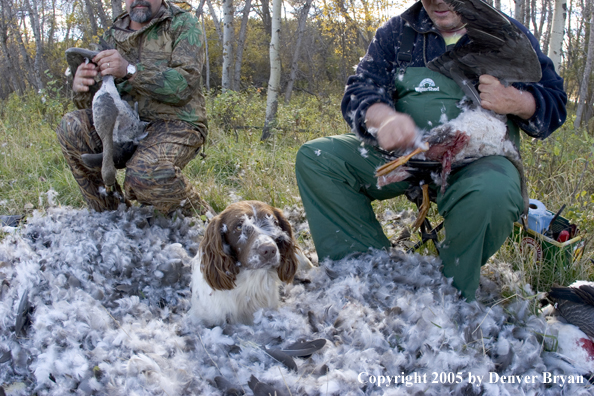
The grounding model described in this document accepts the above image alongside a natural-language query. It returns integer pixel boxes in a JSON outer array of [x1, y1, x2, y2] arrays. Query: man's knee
[[296, 134, 363, 174], [295, 138, 340, 187], [443, 157, 523, 217], [56, 110, 92, 147], [57, 109, 88, 129], [57, 112, 78, 140], [473, 176, 521, 211], [297, 136, 330, 162], [296, 140, 319, 177], [126, 159, 176, 189]]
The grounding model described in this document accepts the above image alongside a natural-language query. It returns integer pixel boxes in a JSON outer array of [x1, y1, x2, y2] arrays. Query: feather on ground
[[0, 206, 591, 395]]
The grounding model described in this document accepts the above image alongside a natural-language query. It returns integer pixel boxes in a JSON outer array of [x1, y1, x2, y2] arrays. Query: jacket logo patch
[[414, 78, 440, 92]]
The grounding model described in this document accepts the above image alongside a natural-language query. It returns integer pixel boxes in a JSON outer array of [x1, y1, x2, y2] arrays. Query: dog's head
[[200, 201, 298, 290]]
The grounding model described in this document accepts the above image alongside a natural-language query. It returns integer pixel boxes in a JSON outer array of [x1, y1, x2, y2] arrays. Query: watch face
[[127, 64, 137, 75]]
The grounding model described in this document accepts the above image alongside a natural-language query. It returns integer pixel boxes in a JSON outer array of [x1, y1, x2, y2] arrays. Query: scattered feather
[[14, 289, 30, 335], [0, 206, 591, 395], [263, 347, 298, 371], [248, 374, 286, 396], [280, 339, 326, 357], [214, 375, 244, 395]]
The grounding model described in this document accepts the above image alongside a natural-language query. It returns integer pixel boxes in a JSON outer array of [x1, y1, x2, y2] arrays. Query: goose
[[427, 0, 542, 105], [65, 47, 147, 194], [548, 281, 594, 340]]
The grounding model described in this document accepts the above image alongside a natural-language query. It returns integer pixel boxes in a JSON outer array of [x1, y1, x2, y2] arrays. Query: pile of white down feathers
[[0, 205, 592, 395]]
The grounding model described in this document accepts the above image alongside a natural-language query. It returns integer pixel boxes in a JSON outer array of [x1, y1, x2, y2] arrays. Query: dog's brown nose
[[258, 242, 278, 260]]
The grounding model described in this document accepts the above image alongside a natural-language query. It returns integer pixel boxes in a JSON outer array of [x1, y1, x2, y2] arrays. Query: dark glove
[[113, 141, 138, 169], [81, 141, 138, 170]]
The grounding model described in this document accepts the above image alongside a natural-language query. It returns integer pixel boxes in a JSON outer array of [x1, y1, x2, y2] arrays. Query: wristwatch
[[124, 63, 137, 80]]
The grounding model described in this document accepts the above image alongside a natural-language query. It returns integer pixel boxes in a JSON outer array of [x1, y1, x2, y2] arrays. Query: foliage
[[317, 0, 396, 80], [0, 89, 81, 214], [2, 0, 589, 119], [185, 88, 347, 211], [494, 119, 594, 293], [521, 117, 594, 231], [202, 15, 350, 96], [0, 89, 593, 295]]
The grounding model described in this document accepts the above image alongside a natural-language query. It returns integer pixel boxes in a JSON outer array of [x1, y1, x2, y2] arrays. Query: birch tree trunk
[[195, 0, 206, 20], [8, 4, 36, 88], [83, 0, 99, 36], [584, 86, 594, 124], [23, 0, 44, 90], [207, 0, 223, 45], [0, 0, 25, 93], [0, 23, 25, 93], [259, 0, 272, 36], [233, 0, 252, 91], [261, 0, 282, 140], [534, 0, 547, 41], [284, 0, 312, 103], [48, 0, 56, 48], [112, 0, 123, 20], [95, 0, 110, 29], [564, 0, 574, 92], [541, 0, 554, 55], [515, 0, 525, 24], [221, 0, 234, 90], [547, 0, 566, 72], [202, 15, 210, 91], [574, 13, 594, 128]]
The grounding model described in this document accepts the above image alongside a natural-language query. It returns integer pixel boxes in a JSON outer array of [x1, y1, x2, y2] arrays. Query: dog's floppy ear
[[272, 207, 298, 283], [200, 215, 239, 290]]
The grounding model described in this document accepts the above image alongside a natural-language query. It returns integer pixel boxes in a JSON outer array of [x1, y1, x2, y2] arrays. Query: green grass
[[0, 88, 592, 295], [185, 89, 350, 212], [0, 90, 85, 212]]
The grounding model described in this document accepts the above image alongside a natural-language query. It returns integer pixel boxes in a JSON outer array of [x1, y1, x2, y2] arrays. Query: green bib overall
[[295, 67, 524, 300], [394, 67, 520, 147]]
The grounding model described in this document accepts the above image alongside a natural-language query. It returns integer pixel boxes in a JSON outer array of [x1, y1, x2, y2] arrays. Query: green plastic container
[[511, 212, 584, 267]]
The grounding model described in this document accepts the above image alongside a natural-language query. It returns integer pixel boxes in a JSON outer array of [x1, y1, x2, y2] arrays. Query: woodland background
[[0, 0, 592, 126], [1, 0, 594, 292]]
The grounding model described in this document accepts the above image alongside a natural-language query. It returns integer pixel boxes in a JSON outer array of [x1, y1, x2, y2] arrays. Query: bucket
[[526, 199, 554, 234]]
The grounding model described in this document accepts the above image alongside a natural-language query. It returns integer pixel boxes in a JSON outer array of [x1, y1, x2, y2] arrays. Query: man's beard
[[130, 1, 153, 24]]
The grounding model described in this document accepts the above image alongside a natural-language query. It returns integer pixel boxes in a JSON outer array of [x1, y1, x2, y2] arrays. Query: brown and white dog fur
[[190, 201, 308, 326]]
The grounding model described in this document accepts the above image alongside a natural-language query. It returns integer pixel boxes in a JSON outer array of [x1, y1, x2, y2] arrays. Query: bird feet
[[375, 143, 429, 178], [411, 184, 431, 232]]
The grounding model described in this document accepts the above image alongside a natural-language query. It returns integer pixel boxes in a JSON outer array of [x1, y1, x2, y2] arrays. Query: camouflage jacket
[[74, 1, 208, 139]]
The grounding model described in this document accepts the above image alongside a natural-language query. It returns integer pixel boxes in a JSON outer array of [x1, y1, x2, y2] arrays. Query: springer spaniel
[[190, 201, 310, 325]]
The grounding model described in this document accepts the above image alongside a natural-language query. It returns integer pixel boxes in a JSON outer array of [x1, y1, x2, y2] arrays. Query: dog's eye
[[235, 223, 243, 231]]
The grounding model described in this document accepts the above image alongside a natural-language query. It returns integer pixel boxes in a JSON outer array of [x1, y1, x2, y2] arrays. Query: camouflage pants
[[56, 109, 212, 216]]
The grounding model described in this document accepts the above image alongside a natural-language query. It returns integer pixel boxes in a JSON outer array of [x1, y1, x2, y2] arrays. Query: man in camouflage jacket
[[56, 0, 211, 216]]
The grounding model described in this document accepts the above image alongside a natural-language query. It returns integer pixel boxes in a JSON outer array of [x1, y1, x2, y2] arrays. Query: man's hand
[[93, 50, 130, 79], [366, 103, 417, 152], [73, 62, 98, 93], [478, 74, 536, 120]]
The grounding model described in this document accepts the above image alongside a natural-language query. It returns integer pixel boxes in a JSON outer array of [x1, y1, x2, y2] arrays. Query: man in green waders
[[295, 0, 567, 300]]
